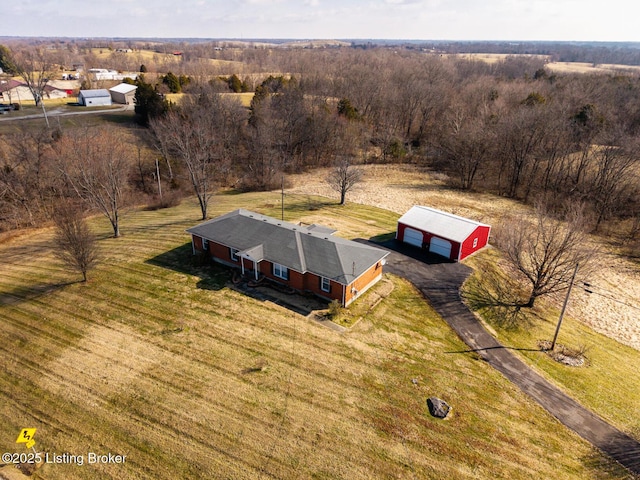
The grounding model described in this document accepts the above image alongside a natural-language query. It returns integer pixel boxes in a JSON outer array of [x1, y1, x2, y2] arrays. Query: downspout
[[191, 236, 195, 255]]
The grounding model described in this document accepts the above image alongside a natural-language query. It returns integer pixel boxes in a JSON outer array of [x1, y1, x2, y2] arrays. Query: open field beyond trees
[[0, 191, 636, 479]]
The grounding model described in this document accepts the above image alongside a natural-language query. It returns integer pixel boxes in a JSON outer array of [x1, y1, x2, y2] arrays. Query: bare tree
[[11, 46, 56, 106], [0, 126, 57, 228], [56, 126, 132, 238], [496, 203, 596, 308], [52, 201, 99, 282], [326, 158, 363, 206], [151, 92, 244, 219]]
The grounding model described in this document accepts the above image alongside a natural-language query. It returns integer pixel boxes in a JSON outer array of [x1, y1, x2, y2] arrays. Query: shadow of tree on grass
[[0, 281, 79, 307], [460, 260, 531, 330], [145, 243, 227, 291]]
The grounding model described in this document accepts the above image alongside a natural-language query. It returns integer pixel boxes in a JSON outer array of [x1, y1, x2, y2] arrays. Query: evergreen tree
[[134, 76, 169, 126], [162, 72, 181, 93], [0, 45, 18, 75], [228, 74, 242, 93]]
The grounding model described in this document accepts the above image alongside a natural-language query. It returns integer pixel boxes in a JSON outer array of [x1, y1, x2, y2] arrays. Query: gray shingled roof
[[186, 209, 389, 285]]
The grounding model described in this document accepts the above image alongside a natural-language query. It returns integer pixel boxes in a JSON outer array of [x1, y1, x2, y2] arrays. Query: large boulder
[[427, 397, 450, 419]]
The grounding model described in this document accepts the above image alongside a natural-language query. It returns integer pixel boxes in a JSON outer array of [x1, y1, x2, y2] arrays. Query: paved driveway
[[367, 240, 640, 475]]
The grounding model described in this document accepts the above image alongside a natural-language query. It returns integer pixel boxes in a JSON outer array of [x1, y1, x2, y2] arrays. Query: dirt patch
[[0, 464, 35, 480], [538, 340, 588, 367], [288, 165, 640, 351]]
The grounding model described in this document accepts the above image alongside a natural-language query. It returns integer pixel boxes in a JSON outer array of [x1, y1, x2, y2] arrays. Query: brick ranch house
[[186, 209, 390, 307]]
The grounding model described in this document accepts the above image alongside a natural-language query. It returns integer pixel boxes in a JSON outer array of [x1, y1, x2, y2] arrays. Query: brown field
[[546, 62, 640, 75], [445, 52, 640, 75], [0, 192, 632, 479], [446, 53, 551, 64]]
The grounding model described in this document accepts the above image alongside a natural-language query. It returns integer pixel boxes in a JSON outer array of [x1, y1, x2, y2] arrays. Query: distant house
[[78, 89, 112, 106], [87, 68, 138, 81], [0, 79, 68, 103], [396, 206, 491, 261], [109, 83, 137, 105], [187, 209, 389, 307]]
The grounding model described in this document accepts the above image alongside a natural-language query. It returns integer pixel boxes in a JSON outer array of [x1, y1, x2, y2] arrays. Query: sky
[[3, 0, 640, 42]]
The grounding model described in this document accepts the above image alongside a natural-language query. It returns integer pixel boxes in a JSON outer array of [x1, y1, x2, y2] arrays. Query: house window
[[473, 238, 478, 248], [202, 238, 209, 251], [320, 277, 331, 293], [230, 248, 239, 261], [273, 263, 289, 280]]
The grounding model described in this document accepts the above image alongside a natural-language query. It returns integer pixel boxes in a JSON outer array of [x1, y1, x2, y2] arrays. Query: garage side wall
[[459, 225, 491, 261]]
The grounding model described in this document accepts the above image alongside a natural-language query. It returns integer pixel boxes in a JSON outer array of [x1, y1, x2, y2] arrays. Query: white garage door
[[429, 237, 452, 258], [402, 227, 424, 247]]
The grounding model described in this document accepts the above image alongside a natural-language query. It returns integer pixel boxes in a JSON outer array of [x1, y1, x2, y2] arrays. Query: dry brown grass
[[546, 62, 640, 75], [444, 53, 640, 75], [288, 165, 640, 352], [0, 193, 627, 479]]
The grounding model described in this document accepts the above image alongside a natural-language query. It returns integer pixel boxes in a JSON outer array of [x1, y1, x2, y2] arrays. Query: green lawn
[[0, 193, 632, 479]]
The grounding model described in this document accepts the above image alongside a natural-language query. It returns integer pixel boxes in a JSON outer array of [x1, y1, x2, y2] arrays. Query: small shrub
[[145, 191, 183, 211], [327, 299, 343, 319]]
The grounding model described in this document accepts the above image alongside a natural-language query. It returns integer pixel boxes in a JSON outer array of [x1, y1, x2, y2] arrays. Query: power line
[[580, 281, 640, 311]]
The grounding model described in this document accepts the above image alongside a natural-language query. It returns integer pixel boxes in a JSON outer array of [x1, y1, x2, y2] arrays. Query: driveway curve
[[366, 240, 640, 475]]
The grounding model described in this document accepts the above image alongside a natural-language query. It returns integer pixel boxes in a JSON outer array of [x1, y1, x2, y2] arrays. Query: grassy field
[[164, 93, 254, 108], [0, 192, 633, 479], [444, 53, 640, 75], [463, 250, 640, 439]]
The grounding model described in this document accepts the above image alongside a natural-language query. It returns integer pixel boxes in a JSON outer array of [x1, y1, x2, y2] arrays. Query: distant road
[[0, 104, 133, 122]]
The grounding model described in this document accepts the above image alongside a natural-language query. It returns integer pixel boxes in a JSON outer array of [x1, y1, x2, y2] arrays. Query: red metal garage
[[396, 206, 491, 261]]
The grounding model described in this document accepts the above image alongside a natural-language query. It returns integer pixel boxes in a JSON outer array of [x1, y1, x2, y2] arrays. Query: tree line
[[1, 46, 639, 248]]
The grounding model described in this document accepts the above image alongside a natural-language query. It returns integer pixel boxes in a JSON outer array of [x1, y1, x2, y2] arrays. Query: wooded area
[[0, 41, 639, 254]]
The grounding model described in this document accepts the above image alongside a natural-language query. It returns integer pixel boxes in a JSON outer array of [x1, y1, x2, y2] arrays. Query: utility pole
[[155, 159, 162, 200], [281, 175, 284, 221], [551, 263, 579, 351], [38, 94, 49, 128]]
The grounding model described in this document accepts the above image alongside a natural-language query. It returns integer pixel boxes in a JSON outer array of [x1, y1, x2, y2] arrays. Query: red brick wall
[[303, 273, 342, 303], [192, 235, 204, 251], [344, 261, 384, 306], [195, 236, 381, 306], [259, 261, 305, 290]]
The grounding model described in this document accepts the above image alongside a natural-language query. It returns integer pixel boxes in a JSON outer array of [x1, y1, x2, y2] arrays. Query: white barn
[[78, 89, 112, 106], [109, 83, 137, 105]]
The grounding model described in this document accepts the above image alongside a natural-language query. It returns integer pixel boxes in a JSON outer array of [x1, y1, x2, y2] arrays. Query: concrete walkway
[[371, 240, 640, 475]]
